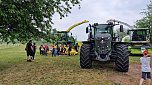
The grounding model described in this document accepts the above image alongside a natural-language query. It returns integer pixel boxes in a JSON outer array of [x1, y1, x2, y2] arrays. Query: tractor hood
[[95, 33, 112, 55]]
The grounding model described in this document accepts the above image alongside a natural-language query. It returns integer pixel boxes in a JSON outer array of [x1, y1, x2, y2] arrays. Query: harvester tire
[[115, 44, 129, 72], [80, 44, 92, 68]]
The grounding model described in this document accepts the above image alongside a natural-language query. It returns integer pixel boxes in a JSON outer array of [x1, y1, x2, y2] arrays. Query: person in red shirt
[[44, 44, 49, 56]]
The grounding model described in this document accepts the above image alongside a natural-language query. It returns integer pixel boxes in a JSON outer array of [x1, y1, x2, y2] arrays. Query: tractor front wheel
[[115, 44, 129, 72], [80, 44, 92, 68]]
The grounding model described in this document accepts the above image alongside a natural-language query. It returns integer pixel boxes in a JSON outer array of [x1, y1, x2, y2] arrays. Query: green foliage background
[[0, 0, 81, 43], [135, 1, 152, 42]]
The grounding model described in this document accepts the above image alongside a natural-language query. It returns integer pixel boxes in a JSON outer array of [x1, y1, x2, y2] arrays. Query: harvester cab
[[127, 28, 152, 55], [56, 31, 75, 45], [128, 28, 150, 41]]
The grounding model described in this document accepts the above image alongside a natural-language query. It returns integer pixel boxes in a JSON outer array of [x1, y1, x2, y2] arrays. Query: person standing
[[54, 45, 57, 56], [25, 40, 33, 62], [39, 45, 42, 55], [44, 44, 49, 56], [57, 44, 60, 56], [74, 43, 78, 52], [139, 50, 151, 85], [32, 43, 36, 60], [68, 43, 72, 56], [52, 45, 55, 56], [63, 45, 66, 55]]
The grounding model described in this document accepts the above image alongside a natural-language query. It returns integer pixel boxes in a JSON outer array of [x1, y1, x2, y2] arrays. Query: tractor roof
[[128, 28, 150, 31]]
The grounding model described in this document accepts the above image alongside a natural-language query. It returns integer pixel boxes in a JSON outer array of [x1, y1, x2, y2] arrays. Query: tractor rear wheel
[[115, 44, 129, 72], [80, 44, 92, 68]]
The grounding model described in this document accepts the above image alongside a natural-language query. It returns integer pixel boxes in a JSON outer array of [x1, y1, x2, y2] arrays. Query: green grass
[[129, 56, 140, 64], [0, 43, 20, 49], [0, 44, 25, 71], [0, 44, 142, 85], [130, 48, 152, 55], [129, 49, 150, 64]]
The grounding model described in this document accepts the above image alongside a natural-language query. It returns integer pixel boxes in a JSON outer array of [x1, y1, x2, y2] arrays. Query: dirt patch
[[108, 64, 151, 85]]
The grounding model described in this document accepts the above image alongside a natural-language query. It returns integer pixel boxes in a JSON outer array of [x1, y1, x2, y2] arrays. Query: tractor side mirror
[[120, 25, 123, 32], [94, 23, 98, 26], [86, 27, 89, 33]]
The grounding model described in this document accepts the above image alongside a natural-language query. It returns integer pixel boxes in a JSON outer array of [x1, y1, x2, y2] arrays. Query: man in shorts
[[139, 50, 151, 85]]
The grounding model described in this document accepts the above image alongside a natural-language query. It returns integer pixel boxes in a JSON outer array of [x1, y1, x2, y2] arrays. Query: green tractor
[[80, 22, 130, 72], [55, 20, 89, 45], [56, 31, 76, 45], [127, 28, 152, 55]]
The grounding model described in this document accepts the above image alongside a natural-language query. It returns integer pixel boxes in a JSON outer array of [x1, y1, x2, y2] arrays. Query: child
[[139, 50, 151, 85]]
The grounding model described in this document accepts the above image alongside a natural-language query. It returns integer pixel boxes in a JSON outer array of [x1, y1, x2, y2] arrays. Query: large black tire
[[115, 44, 129, 72], [110, 50, 117, 62], [80, 44, 92, 68]]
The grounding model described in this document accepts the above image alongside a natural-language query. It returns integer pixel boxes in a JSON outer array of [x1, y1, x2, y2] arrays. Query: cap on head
[[143, 50, 149, 55]]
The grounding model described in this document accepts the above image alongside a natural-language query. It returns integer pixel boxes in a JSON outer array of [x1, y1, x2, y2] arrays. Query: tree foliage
[[135, 1, 152, 28], [0, 0, 81, 43], [135, 1, 152, 42]]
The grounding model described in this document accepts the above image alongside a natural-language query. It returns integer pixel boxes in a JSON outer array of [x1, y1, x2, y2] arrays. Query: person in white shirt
[[139, 50, 151, 85]]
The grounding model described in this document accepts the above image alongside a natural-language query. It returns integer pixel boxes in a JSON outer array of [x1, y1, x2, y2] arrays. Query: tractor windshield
[[95, 24, 111, 33]]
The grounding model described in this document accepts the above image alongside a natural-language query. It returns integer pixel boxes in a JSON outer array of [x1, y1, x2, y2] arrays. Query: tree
[[50, 28, 58, 43], [135, 1, 152, 28], [0, 0, 81, 43], [135, 1, 152, 42]]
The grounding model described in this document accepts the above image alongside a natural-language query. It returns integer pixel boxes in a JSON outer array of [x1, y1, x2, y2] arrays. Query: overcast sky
[[52, 0, 150, 41]]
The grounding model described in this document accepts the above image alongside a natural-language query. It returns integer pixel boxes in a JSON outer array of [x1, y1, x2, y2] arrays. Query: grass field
[[0, 44, 146, 85]]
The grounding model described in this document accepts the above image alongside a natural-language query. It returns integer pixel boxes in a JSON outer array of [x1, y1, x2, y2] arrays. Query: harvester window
[[132, 30, 147, 41]]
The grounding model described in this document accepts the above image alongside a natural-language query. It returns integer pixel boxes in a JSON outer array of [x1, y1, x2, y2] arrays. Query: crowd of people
[[25, 40, 79, 62], [39, 44, 49, 56], [39, 43, 78, 57], [25, 40, 78, 62]]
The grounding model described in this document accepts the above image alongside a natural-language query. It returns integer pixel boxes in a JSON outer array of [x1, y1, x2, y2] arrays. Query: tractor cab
[[86, 23, 123, 42]]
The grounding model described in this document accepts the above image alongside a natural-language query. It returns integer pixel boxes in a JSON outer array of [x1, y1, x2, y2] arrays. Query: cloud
[[52, 0, 150, 41]]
